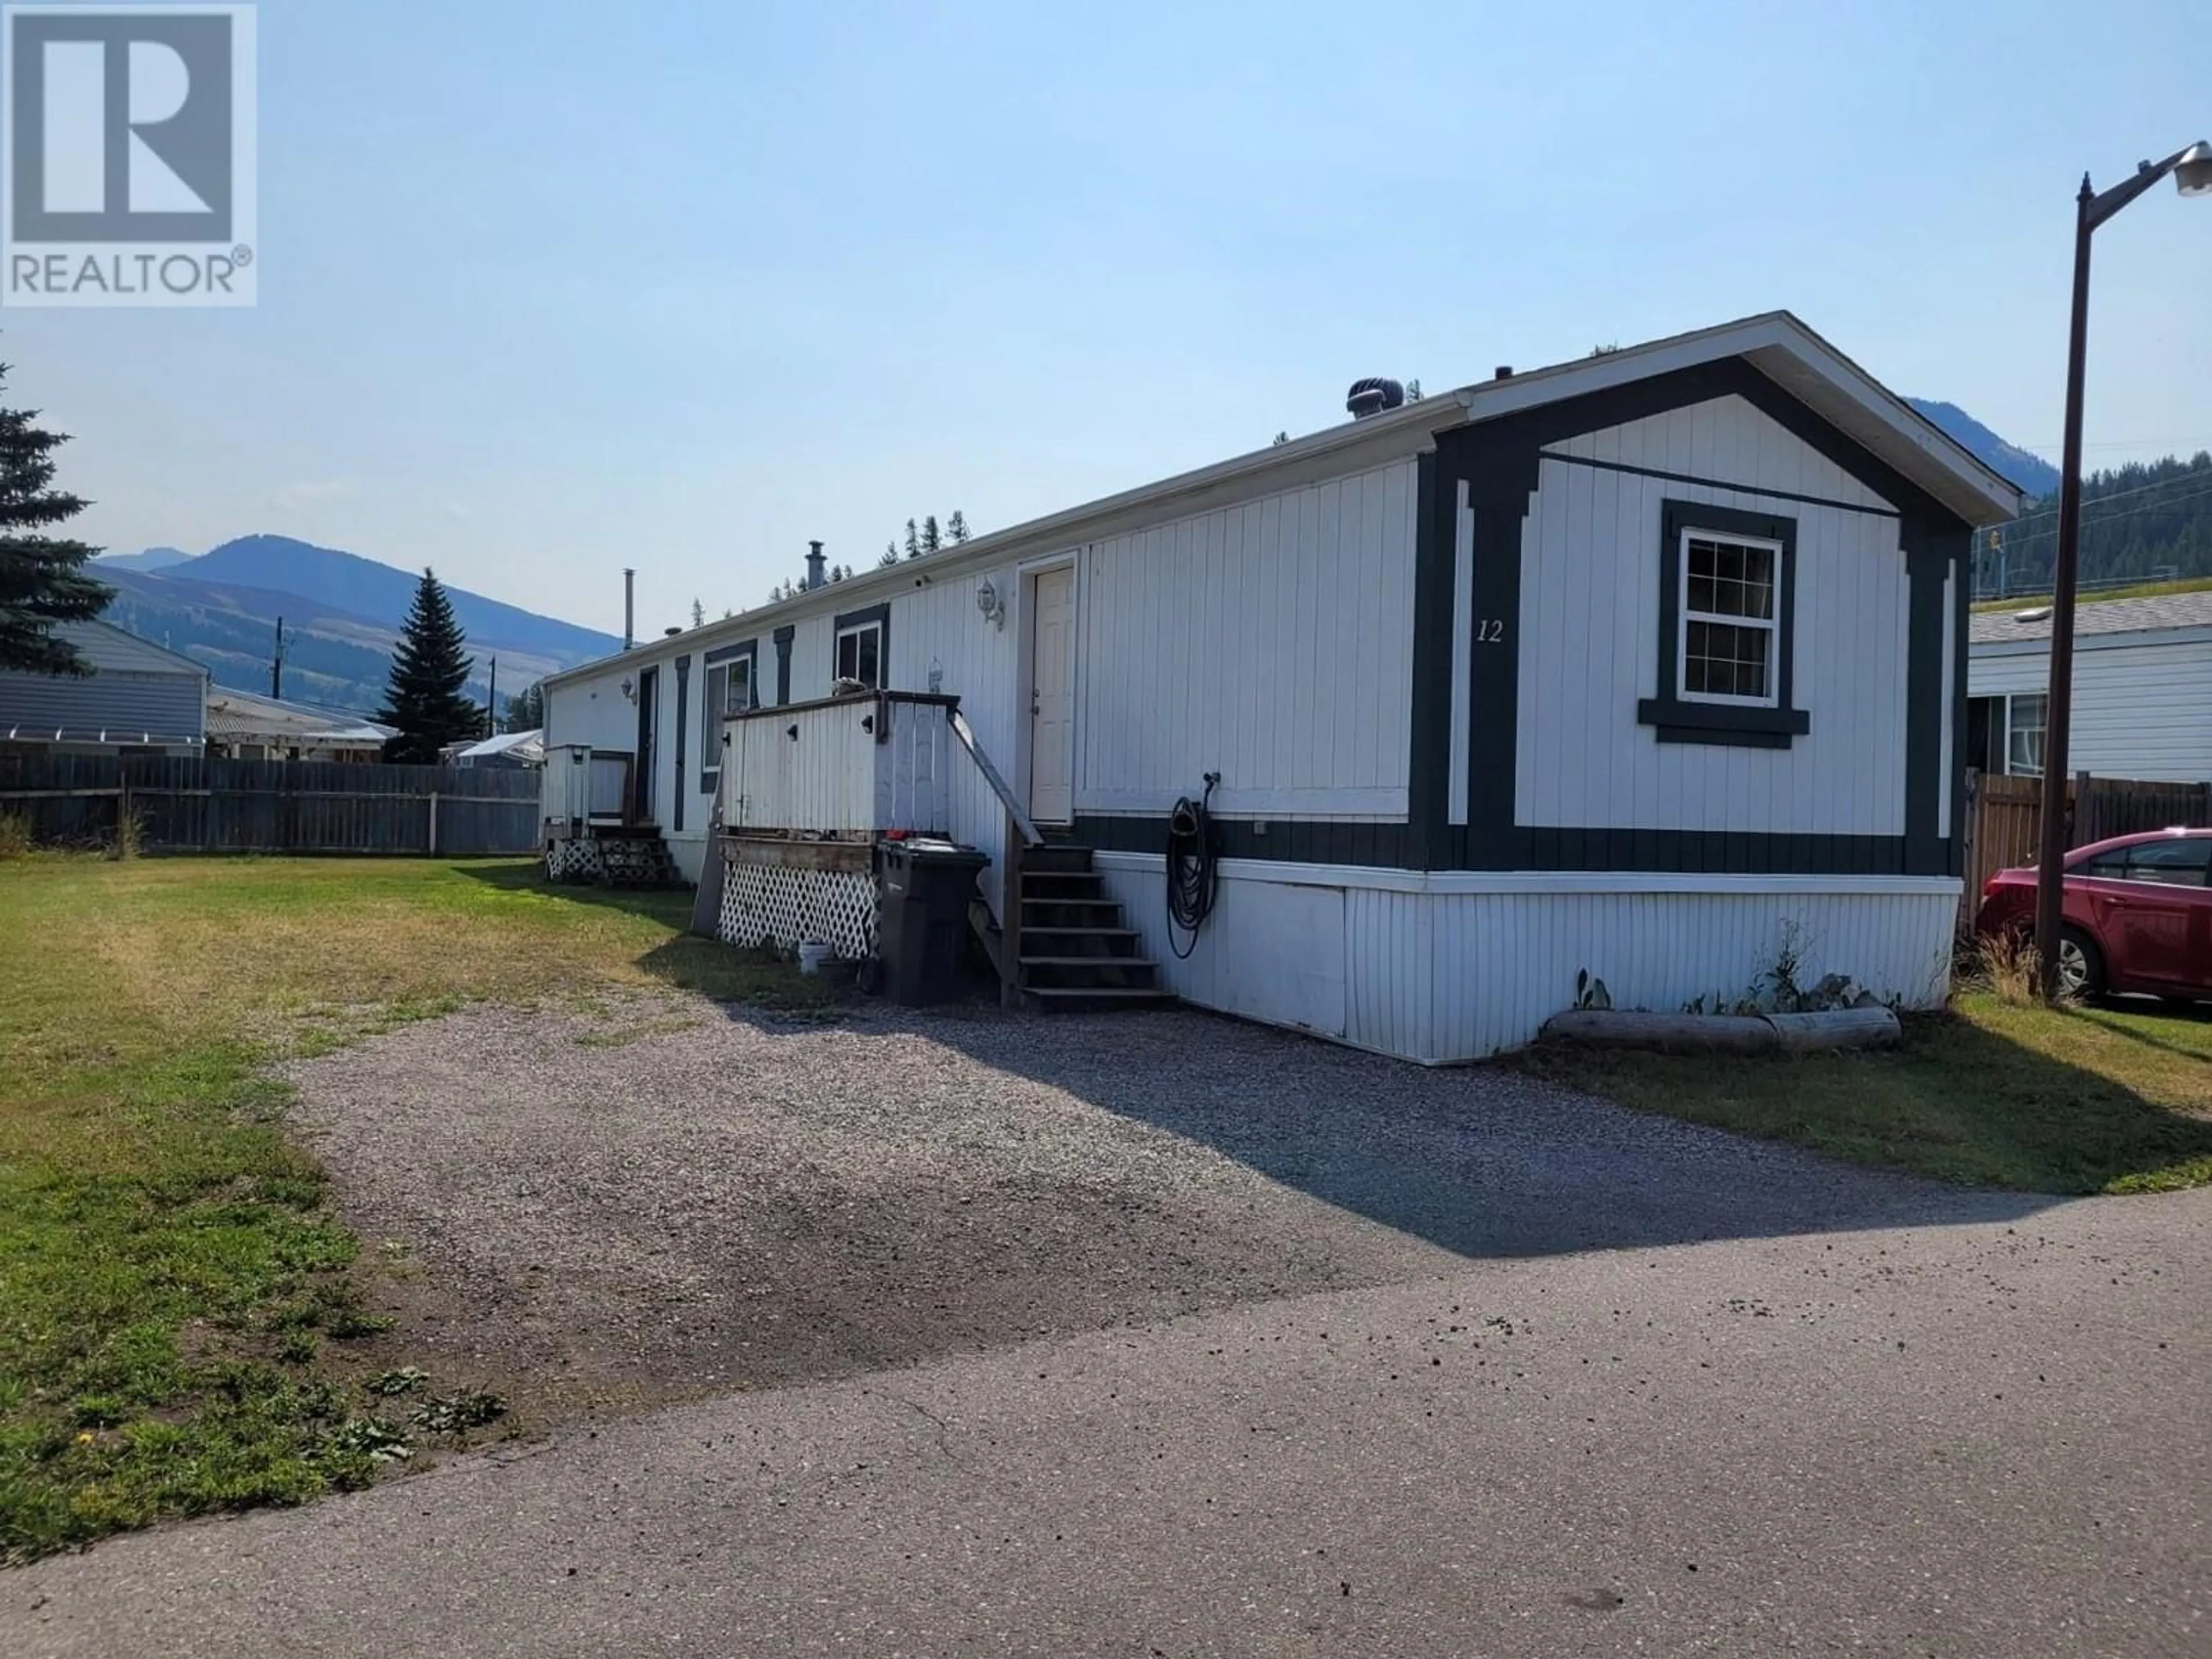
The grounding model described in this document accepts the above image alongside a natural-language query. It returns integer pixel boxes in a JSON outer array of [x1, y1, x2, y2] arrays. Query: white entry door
[[1028, 565, 1076, 823]]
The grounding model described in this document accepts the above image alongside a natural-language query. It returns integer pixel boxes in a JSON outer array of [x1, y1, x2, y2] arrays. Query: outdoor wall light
[[619, 674, 637, 703], [976, 577, 1005, 628]]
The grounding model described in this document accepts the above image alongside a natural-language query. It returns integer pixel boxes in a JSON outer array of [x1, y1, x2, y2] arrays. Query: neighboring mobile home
[[1968, 589, 2212, 783], [541, 312, 2019, 1060], [0, 619, 207, 754], [204, 687, 391, 762]]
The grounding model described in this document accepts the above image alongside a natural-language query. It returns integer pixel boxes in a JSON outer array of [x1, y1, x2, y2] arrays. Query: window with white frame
[[1677, 529, 1781, 706], [699, 647, 756, 790], [1638, 499, 1806, 748], [2006, 691, 2046, 777], [835, 619, 882, 688]]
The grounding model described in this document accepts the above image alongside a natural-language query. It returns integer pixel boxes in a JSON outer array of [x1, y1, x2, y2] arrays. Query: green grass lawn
[[0, 853, 823, 1565], [1522, 991, 2212, 1194]]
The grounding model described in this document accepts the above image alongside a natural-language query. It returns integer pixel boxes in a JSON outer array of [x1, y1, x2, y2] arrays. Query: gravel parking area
[[285, 994, 2040, 1418]]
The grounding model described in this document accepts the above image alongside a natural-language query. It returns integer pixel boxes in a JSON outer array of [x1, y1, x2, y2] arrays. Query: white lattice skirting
[[717, 862, 879, 960], [545, 839, 604, 882]]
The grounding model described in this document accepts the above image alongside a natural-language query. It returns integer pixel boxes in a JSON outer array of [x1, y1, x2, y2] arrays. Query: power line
[[1997, 468, 2212, 528], [1991, 478, 2212, 550]]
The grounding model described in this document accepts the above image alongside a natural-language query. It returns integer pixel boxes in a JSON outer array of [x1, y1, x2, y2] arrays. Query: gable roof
[[55, 618, 210, 677], [204, 687, 392, 744], [1972, 588, 2212, 648], [547, 310, 2022, 692]]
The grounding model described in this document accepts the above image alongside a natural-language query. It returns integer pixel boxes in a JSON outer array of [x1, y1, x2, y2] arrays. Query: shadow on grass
[[1519, 1004, 2212, 1197], [449, 861, 842, 1014]]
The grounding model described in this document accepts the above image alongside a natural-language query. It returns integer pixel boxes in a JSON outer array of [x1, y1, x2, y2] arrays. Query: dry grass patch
[[1522, 990, 2212, 1194], [0, 854, 823, 1563]]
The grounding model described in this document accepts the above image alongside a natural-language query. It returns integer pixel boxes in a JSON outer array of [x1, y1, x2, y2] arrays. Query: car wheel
[[2056, 926, 2106, 999]]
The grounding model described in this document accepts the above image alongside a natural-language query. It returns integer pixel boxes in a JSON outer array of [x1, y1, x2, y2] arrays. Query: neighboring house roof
[[450, 728, 544, 762], [544, 310, 2023, 695], [204, 687, 392, 746], [1971, 589, 2212, 650], [58, 618, 210, 677]]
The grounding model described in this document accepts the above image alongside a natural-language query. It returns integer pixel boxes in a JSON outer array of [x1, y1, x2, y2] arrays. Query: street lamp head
[[2177, 141, 2212, 197]]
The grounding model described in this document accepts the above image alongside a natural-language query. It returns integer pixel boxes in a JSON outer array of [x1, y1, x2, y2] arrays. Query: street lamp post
[[2033, 140, 2212, 1002]]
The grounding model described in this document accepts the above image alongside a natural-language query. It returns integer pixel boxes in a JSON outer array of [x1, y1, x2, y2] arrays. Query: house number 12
[[1476, 619, 1506, 643]]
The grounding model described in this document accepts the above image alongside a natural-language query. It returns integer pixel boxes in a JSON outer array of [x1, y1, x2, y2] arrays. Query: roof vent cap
[[1345, 377, 1406, 419]]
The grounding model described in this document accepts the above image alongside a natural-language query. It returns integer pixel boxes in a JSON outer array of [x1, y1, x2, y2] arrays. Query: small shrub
[[411, 1391, 506, 1433], [362, 1366, 429, 1398], [0, 810, 32, 858]]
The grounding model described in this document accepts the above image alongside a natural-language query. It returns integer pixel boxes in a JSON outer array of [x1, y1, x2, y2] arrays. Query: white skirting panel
[[1094, 852, 1959, 1063], [1423, 885, 1959, 1060]]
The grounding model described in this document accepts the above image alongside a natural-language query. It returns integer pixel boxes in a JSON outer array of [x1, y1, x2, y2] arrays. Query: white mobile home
[[541, 312, 2018, 1060], [1968, 589, 2212, 783]]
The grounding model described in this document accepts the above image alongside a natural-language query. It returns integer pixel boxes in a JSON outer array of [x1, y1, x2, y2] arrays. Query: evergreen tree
[[946, 510, 970, 544], [903, 518, 922, 560], [1271, 430, 1290, 446], [375, 569, 480, 763], [1404, 378, 1422, 400], [880, 542, 900, 569], [503, 680, 544, 733], [690, 597, 706, 628], [0, 369, 109, 675], [921, 514, 942, 554]]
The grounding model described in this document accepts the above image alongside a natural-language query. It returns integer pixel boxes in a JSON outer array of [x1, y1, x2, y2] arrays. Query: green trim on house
[[772, 626, 794, 705], [1635, 498, 1808, 750], [1425, 354, 1975, 876]]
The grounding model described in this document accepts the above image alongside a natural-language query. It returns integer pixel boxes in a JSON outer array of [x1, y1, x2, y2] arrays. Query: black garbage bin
[[876, 837, 991, 1006]]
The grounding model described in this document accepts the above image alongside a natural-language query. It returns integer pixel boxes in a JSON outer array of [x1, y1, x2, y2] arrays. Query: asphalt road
[[10, 1187, 2209, 1658]]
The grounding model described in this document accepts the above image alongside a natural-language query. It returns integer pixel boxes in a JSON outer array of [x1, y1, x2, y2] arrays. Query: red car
[[1975, 828, 2212, 1001]]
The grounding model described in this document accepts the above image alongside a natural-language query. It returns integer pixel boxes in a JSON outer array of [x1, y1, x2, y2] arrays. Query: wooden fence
[[0, 753, 541, 856], [1960, 770, 2212, 930]]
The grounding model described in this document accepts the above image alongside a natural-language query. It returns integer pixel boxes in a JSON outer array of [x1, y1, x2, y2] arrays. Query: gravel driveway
[[286, 994, 2046, 1416]]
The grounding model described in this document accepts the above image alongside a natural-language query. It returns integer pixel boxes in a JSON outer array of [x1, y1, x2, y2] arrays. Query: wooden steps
[[968, 840, 1174, 1012]]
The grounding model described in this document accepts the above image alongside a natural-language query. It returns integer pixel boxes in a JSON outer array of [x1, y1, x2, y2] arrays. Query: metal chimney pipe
[[805, 540, 827, 591], [623, 567, 635, 650]]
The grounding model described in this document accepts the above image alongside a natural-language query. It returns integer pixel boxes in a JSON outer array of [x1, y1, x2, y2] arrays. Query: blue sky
[[10, 0, 2211, 636]]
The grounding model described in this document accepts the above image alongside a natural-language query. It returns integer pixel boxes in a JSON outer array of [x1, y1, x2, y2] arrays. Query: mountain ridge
[[92, 536, 621, 713], [1902, 399, 2061, 497]]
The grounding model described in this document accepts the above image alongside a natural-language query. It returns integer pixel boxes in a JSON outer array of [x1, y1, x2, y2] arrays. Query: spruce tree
[[376, 569, 480, 763], [921, 514, 941, 554], [879, 542, 900, 569], [0, 368, 110, 675], [503, 680, 544, 733], [946, 509, 969, 544], [903, 518, 921, 560]]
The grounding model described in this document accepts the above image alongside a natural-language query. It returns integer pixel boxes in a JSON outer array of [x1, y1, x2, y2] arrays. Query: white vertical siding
[[1075, 456, 1419, 817], [883, 563, 1024, 917], [1425, 884, 1957, 1060], [1343, 886, 1436, 1061], [1514, 396, 1911, 836], [1548, 393, 1895, 511], [1095, 854, 1958, 1063], [1970, 636, 2212, 783], [721, 700, 882, 835]]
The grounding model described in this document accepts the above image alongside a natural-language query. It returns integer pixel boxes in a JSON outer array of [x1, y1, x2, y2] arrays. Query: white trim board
[[1090, 849, 1960, 899]]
